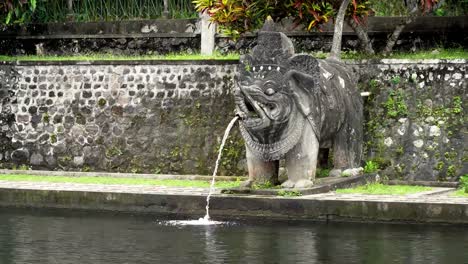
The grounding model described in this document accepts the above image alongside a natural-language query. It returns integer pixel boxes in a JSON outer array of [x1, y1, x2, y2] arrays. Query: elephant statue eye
[[263, 80, 277, 95], [265, 88, 276, 96]]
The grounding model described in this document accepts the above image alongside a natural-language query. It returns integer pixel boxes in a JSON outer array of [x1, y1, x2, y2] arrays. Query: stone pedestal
[[200, 12, 216, 55]]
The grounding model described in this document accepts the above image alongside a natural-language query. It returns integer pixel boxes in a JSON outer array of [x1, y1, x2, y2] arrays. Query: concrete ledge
[[0, 184, 466, 224], [0, 169, 245, 181], [223, 173, 378, 195]]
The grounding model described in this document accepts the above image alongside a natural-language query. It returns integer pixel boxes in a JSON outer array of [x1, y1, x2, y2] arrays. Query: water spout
[[203, 116, 239, 221]]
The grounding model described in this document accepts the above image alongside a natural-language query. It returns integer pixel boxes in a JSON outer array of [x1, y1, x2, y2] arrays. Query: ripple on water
[[158, 217, 232, 226]]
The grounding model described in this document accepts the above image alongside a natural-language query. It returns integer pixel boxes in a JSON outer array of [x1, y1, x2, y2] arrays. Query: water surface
[[0, 208, 467, 264]]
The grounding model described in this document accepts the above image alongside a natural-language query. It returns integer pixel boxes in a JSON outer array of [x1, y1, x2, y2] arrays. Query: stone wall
[[0, 61, 246, 176], [0, 60, 466, 181], [356, 59, 467, 182]]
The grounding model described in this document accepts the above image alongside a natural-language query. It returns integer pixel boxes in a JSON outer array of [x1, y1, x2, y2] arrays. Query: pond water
[[0, 208, 467, 264]]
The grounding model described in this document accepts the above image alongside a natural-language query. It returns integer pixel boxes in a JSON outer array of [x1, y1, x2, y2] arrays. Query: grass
[[0, 49, 466, 62], [336, 183, 432, 195], [342, 49, 468, 60], [312, 48, 468, 60], [0, 52, 240, 62], [453, 189, 468, 197], [0, 174, 240, 189]]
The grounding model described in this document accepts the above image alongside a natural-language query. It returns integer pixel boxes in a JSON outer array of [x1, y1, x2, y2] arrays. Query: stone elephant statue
[[234, 24, 363, 188]]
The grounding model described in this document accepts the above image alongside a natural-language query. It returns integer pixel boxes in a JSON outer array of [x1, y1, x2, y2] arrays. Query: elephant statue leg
[[283, 124, 318, 188], [241, 146, 280, 188], [332, 124, 361, 171]]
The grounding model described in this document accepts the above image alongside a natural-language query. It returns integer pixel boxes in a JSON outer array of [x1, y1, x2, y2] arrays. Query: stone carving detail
[[234, 19, 363, 188]]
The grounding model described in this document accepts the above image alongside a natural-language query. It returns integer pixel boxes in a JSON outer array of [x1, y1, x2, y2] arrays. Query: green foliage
[[50, 133, 57, 144], [277, 190, 302, 197], [383, 89, 408, 118], [336, 183, 432, 195], [0, 0, 37, 24], [12, 164, 31, 170], [98, 98, 107, 107], [42, 112, 50, 123], [364, 160, 379, 173], [32, 0, 196, 23], [446, 165, 457, 177], [1, 48, 467, 62], [432, 0, 468, 16], [454, 189, 468, 197], [194, 0, 372, 37], [435, 161, 444, 171], [105, 146, 122, 158], [316, 168, 330, 178], [460, 174, 468, 193], [369, 0, 446, 16], [252, 181, 275, 189], [452, 96, 462, 114]]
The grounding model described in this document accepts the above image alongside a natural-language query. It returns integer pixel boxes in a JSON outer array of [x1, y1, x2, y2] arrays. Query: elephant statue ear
[[285, 68, 322, 137], [285, 69, 317, 116], [285, 53, 322, 119]]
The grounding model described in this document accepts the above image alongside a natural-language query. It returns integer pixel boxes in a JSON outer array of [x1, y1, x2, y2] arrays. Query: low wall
[[0, 59, 466, 181], [357, 59, 467, 181], [0, 61, 246, 176], [0, 17, 466, 55]]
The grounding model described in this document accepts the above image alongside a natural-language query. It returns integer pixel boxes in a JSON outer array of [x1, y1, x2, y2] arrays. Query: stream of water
[[165, 116, 239, 226]]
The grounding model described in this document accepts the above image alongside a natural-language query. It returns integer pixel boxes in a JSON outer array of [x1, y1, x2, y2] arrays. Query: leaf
[[30, 0, 36, 11], [5, 11, 12, 24]]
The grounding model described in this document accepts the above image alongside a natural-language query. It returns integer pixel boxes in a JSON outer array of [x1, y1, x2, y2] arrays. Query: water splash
[[204, 116, 239, 220], [160, 218, 226, 226], [156, 116, 239, 226]]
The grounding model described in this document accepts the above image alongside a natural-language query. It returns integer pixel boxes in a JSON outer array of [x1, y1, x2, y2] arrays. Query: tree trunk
[[329, 0, 351, 61], [346, 18, 374, 55], [382, 11, 419, 55]]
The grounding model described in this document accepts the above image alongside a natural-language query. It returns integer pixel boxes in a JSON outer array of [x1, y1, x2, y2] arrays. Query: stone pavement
[[0, 179, 467, 224], [0, 180, 466, 204], [304, 189, 468, 205], [0, 180, 216, 196]]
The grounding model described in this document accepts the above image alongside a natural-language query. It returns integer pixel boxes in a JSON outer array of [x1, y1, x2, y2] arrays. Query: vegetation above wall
[[0, 49, 466, 61], [1, 0, 466, 25]]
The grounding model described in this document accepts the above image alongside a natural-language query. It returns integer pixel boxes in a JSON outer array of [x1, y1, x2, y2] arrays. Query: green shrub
[[460, 174, 468, 193], [364, 160, 379, 173]]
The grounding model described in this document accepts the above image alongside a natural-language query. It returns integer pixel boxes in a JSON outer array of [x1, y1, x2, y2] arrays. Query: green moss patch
[[0, 174, 240, 189], [336, 183, 432, 195]]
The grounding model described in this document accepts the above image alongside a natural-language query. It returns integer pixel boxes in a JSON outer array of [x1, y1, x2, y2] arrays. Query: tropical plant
[[460, 174, 468, 193], [194, 0, 445, 54], [193, 0, 373, 38], [0, 0, 37, 24], [364, 160, 380, 173]]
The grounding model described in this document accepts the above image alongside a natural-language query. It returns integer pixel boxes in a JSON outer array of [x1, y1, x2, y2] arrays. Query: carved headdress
[[239, 17, 320, 85]]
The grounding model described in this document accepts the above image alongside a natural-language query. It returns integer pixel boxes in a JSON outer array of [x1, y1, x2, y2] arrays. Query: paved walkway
[[0, 180, 466, 205], [305, 190, 468, 204], [0, 180, 216, 196]]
